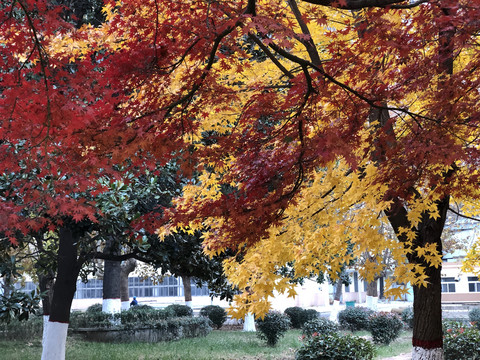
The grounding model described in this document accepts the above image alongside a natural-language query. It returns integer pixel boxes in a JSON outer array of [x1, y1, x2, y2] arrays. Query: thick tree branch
[[91, 250, 152, 263], [301, 0, 427, 10], [287, 0, 322, 67], [248, 34, 294, 79], [246, 0, 256, 16]]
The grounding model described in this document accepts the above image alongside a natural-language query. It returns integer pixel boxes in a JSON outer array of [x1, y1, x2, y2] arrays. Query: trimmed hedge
[[368, 312, 403, 345], [75, 316, 212, 343], [165, 304, 193, 317], [338, 307, 374, 332], [284, 307, 318, 329], [296, 332, 375, 360], [70, 305, 172, 330], [199, 305, 227, 329], [0, 314, 43, 340], [302, 317, 338, 337], [256, 311, 291, 346]]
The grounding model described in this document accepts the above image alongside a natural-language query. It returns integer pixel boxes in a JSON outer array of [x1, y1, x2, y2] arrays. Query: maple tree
[[2, 0, 480, 359]]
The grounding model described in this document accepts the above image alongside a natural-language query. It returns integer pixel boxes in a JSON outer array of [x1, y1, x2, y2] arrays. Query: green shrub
[[469, 307, 480, 330], [338, 307, 374, 332], [120, 306, 171, 327], [256, 311, 291, 346], [304, 309, 319, 322], [166, 316, 212, 339], [401, 307, 414, 329], [302, 317, 338, 337], [296, 332, 375, 360], [199, 305, 227, 329], [0, 290, 41, 323], [368, 312, 403, 345], [0, 314, 43, 340], [443, 319, 469, 332], [165, 304, 193, 317], [444, 326, 480, 360], [284, 307, 318, 329], [85, 303, 103, 314], [70, 308, 211, 342], [154, 316, 212, 341], [284, 307, 306, 328], [70, 309, 115, 329]]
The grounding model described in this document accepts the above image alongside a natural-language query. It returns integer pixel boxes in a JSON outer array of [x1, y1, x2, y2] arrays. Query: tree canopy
[[2, 0, 480, 340]]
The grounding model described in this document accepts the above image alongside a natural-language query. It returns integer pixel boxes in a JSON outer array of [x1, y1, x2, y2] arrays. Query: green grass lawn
[[0, 329, 412, 360]]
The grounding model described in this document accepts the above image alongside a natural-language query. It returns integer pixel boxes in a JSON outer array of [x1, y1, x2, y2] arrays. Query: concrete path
[[381, 353, 411, 360]]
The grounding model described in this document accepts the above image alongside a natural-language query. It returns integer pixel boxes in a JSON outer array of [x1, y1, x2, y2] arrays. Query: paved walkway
[[381, 353, 411, 360]]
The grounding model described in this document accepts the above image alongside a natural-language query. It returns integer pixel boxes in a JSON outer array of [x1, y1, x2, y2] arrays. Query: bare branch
[[448, 207, 480, 222]]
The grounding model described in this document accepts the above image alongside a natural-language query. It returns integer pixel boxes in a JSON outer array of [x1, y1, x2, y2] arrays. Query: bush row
[[0, 314, 44, 340], [337, 307, 404, 345], [70, 303, 229, 331], [70, 303, 188, 329]]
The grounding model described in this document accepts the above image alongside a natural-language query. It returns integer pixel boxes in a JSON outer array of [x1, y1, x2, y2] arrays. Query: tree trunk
[[366, 279, 378, 311], [38, 269, 55, 348], [366, 279, 377, 297], [2, 277, 12, 297], [387, 197, 448, 360], [181, 275, 193, 307], [329, 278, 343, 322], [243, 313, 256, 332], [411, 263, 443, 360], [120, 258, 136, 310], [333, 278, 343, 302], [41, 227, 81, 360], [102, 237, 121, 314]]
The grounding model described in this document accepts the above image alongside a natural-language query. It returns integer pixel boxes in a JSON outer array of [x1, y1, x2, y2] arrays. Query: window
[[14, 281, 37, 294], [441, 277, 456, 293], [17, 275, 211, 300], [468, 277, 480, 292], [74, 279, 103, 299]]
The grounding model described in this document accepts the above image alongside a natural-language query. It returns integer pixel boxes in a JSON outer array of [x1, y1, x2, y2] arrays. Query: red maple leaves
[[1, 0, 480, 251]]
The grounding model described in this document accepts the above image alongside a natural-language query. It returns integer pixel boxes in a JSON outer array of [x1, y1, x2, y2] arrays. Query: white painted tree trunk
[[243, 313, 256, 332], [365, 295, 378, 311], [321, 282, 330, 307], [121, 301, 130, 311], [185, 300, 193, 308], [329, 300, 340, 323], [41, 321, 68, 360], [412, 347, 444, 360], [42, 315, 49, 348], [102, 298, 121, 314]]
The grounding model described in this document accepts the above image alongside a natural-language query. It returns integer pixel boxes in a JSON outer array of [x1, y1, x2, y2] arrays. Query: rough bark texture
[[181, 275, 192, 303], [42, 226, 81, 360], [387, 197, 449, 356], [103, 259, 121, 301], [2, 278, 12, 297], [120, 258, 136, 303], [367, 280, 378, 297], [48, 227, 81, 323], [102, 237, 121, 300], [38, 271, 55, 316], [333, 278, 343, 302]]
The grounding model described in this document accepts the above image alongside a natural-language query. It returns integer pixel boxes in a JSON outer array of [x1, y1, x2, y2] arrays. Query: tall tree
[[3, 1, 480, 359]]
